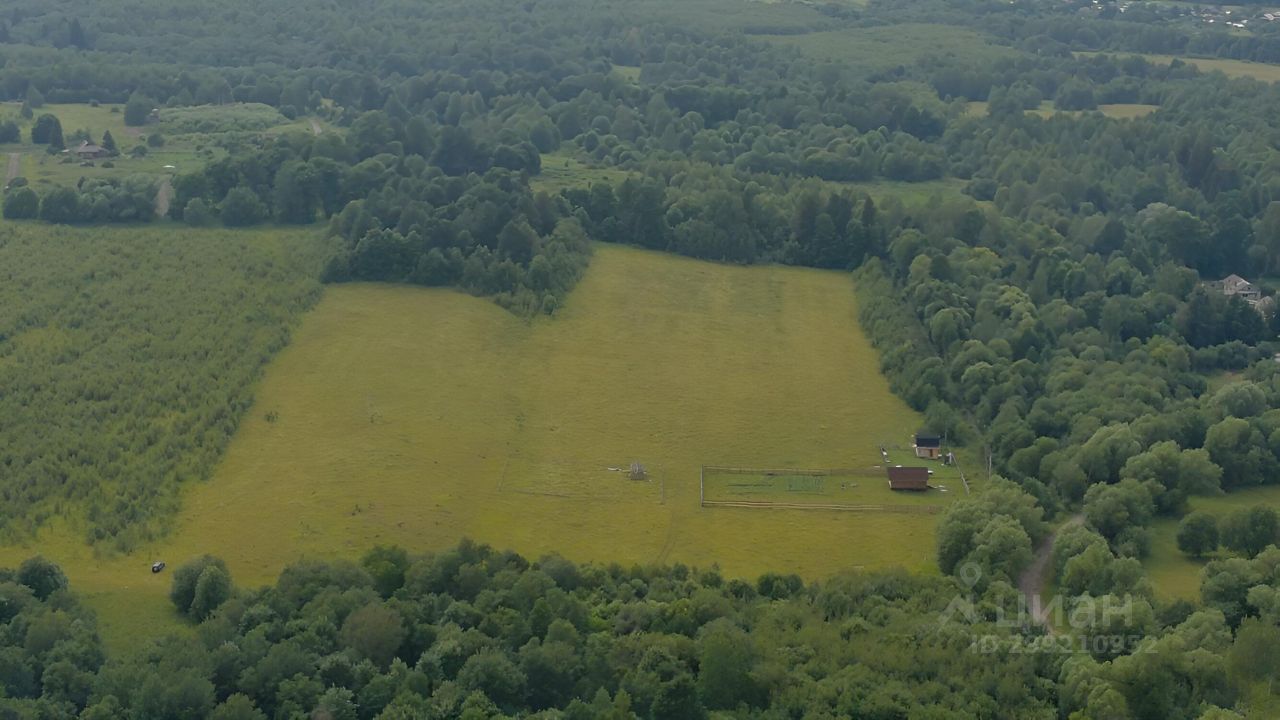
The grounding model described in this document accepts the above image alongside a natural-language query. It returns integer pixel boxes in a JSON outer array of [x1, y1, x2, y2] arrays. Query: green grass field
[[1205, 370, 1246, 393], [1145, 485, 1280, 600], [767, 24, 1023, 76], [0, 244, 931, 651], [1078, 51, 1280, 83], [964, 101, 1160, 119], [612, 65, 642, 83], [532, 150, 633, 193]]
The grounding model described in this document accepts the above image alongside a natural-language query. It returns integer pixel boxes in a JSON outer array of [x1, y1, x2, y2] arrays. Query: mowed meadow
[[1, 244, 937, 649]]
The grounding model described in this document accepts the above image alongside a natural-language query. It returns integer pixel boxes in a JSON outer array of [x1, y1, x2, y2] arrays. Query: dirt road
[[154, 177, 173, 218], [5, 153, 20, 185], [1017, 514, 1084, 628]]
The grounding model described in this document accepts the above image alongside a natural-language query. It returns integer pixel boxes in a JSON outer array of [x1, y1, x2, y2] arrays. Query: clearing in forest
[[1077, 51, 1280, 83], [1144, 485, 1280, 600], [0, 101, 317, 194], [964, 101, 1160, 120], [2, 244, 941, 650]]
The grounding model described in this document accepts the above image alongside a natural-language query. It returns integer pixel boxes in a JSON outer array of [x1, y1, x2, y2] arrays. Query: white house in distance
[[1220, 274, 1261, 303], [1207, 274, 1275, 316]]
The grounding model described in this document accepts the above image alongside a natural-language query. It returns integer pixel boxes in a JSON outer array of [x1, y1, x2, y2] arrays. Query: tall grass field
[[1, 244, 936, 651]]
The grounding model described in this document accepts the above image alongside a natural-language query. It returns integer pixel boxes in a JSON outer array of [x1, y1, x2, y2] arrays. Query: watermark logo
[[938, 562, 1149, 655]]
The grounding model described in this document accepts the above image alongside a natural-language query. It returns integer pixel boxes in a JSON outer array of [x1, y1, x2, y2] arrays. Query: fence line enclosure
[[699, 464, 948, 513]]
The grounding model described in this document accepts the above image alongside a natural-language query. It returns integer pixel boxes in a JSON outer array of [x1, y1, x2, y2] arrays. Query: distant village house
[[70, 141, 108, 160], [1220, 274, 1261, 303], [1207, 274, 1275, 316]]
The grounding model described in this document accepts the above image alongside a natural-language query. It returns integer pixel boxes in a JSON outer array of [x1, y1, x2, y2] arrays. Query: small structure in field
[[73, 141, 108, 160], [629, 461, 647, 481], [913, 431, 942, 460], [887, 466, 929, 491]]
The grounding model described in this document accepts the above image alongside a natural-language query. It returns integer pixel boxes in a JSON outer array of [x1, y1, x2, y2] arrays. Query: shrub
[[220, 187, 267, 227], [1177, 512, 1219, 558], [125, 92, 154, 126], [3, 187, 39, 219], [170, 555, 233, 619], [183, 197, 217, 226], [16, 556, 67, 600]]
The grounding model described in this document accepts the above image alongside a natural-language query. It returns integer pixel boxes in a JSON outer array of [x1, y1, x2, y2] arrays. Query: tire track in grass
[[154, 176, 173, 218], [5, 152, 21, 186]]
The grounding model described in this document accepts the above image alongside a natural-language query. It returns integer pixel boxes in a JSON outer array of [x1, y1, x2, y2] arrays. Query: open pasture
[[964, 101, 1160, 119], [1077, 51, 1280, 82], [1144, 485, 1280, 600], [532, 149, 633, 193], [1, 243, 933, 650]]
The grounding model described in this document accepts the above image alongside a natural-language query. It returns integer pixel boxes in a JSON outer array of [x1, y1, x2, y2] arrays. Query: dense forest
[[0, 546, 1074, 719], [4, 0, 1280, 716], [1, 538, 1277, 719]]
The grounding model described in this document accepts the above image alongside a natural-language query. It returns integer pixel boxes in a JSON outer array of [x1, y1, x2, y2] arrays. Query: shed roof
[[887, 466, 929, 488], [914, 431, 942, 446]]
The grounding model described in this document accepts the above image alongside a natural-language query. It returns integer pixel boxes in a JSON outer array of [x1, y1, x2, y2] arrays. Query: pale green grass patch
[[532, 150, 633, 193], [964, 100, 1159, 119]]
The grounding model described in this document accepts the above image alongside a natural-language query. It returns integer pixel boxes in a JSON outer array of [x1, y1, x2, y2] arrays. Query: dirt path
[[154, 177, 173, 218], [1017, 513, 1084, 628], [309, 118, 322, 136], [5, 152, 21, 185]]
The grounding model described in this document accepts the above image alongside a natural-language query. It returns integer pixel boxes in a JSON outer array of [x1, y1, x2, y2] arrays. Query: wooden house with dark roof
[[887, 465, 929, 491]]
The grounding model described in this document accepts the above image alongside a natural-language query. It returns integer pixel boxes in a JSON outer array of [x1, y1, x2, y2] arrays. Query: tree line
[[0, 544, 1063, 719]]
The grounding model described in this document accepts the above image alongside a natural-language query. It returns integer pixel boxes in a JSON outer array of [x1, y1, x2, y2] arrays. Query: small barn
[[73, 141, 107, 160], [887, 466, 929, 491], [913, 431, 942, 460]]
